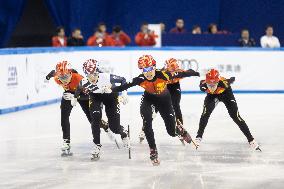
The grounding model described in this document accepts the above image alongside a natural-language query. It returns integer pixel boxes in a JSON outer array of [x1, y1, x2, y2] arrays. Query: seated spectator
[[169, 19, 186, 33], [238, 29, 256, 47], [260, 25, 280, 48], [160, 23, 166, 34], [207, 23, 230, 34], [192, 25, 202, 34], [67, 28, 84, 46], [87, 22, 115, 47], [110, 25, 131, 46], [135, 22, 156, 46], [52, 26, 67, 47]]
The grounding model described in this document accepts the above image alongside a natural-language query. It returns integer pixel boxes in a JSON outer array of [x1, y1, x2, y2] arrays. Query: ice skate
[[150, 148, 160, 166], [122, 136, 130, 149], [249, 140, 261, 151], [195, 137, 202, 149], [91, 144, 102, 161], [138, 130, 145, 144], [175, 122, 192, 145], [61, 139, 73, 157]]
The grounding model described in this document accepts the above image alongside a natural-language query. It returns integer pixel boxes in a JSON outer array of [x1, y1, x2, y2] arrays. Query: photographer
[[135, 22, 156, 46]]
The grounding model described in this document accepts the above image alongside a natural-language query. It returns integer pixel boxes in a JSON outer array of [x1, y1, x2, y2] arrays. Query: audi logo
[[177, 59, 199, 71]]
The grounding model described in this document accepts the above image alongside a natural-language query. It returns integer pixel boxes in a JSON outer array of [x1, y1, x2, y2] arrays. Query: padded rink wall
[[0, 47, 284, 114]]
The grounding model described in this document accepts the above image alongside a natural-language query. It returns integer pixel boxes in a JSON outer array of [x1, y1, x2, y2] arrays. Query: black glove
[[46, 70, 56, 80]]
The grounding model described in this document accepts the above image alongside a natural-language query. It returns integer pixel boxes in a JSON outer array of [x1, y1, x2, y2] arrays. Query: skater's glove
[[63, 92, 75, 100], [118, 91, 128, 105], [71, 98, 77, 106]]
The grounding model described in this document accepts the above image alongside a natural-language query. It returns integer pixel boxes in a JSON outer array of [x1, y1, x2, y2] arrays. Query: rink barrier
[[1, 46, 284, 115], [1, 90, 284, 115]]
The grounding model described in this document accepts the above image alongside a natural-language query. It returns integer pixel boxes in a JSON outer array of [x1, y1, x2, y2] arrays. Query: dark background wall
[[0, 0, 283, 47]]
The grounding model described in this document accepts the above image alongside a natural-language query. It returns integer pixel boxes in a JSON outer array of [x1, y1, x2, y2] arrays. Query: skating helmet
[[165, 58, 179, 72], [138, 55, 156, 69], [55, 61, 72, 81], [205, 69, 220, 84], [83, 59, 98, 75]]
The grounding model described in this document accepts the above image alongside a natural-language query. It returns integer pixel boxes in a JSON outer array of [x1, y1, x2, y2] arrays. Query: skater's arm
[[112, 76, 143, 92], [227, 77, 235, 84], [110, 74, 127, 85], [172, 69, 200, 79], [45, 70, 56, 80], [45, 69, 78, 80], [74, 80, 84, 98]]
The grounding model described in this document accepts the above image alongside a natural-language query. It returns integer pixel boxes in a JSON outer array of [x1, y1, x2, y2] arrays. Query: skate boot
[[175, 123, 192, 144], [138, 130, 145, 144], [195, 137, 202, 149], [122, 136, 130, 149], [249, 140, 261, 151], [150, 148, 160, 166], [61, 139, 73, 157], [91, 144, 102, 161]]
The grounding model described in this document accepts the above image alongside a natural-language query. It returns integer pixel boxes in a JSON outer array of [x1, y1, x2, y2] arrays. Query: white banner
[[1, 49, 284, 111]]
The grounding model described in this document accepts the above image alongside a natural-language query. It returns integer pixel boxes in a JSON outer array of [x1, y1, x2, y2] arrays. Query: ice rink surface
[[0, 94, 284, 189]]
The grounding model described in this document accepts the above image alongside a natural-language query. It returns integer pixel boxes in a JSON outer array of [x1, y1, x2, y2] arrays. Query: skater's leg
[[60, 97, 73, 143], [197, 95, 217, 138], [223, 95, 254, 142], [171, 89, 183, 124], [89, 95, 102, 144], [140, 96, 156, 149], [156, 98, 176, 137], [78, 99, 92, 123], [104, 94, 127, 139]]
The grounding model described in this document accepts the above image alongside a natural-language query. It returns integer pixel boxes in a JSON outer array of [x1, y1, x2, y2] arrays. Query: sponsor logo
[[7, 66, 18, 87], [177, 59, 199, 71]]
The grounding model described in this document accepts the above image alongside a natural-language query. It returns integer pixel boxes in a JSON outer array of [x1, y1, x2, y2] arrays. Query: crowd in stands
[[52, 19, 281, 48]]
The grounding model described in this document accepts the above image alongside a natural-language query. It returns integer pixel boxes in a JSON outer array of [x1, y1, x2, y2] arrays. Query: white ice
[[0, 94, 284, 189]]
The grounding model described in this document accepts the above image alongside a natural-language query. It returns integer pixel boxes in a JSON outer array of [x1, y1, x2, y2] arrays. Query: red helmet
[[138, 55, 156, 69], [165, 58, 179, 72], [83, 59, 98, 75], [206, 69, 220, 84], [55, 60, 72, 76]]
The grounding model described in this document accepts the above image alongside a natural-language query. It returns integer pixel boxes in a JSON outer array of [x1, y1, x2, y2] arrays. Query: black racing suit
[[75, 73, 127, 145], [197, 77, 254, 142], [46, 69, 91, 143], [112, 70, 200, 150]]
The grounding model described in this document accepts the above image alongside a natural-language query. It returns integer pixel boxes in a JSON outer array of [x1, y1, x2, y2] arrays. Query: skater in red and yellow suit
[[195, 69, 261, 151], [46, 61, 109, 155], [111, 55, 200, 165]]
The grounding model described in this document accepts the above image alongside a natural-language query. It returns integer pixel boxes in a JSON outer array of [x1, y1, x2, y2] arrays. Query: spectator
[[238, 29, 256, 47], [260, 26, 280, 48], [52, 26, 67, 47], [192, 25, 202, 34], [169, 19, 186, 33], [67, 28, 84, 46], [207, 23, 229, 34], [87, 22, 115, 47], [160, 23, 166, 34], [110, 25, 131, 46], [135, 22, 156, 46]]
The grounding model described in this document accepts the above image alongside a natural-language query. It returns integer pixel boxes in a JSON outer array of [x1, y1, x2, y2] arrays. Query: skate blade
[[61, 152, 73, 157]]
